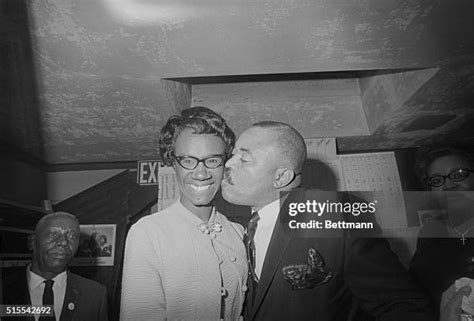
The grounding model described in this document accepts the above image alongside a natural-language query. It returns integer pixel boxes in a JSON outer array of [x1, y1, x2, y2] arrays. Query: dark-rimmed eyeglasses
[[173, 154, 225, 170], [427, 168, 473, 187]]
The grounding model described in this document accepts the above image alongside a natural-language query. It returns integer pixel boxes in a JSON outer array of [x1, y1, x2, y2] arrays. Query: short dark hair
[[252, 121, 307, 172], [159, 106, 235, 166], [415, 140, 474, 188]]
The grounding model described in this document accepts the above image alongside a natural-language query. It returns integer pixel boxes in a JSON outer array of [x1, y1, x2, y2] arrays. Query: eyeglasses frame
[[173, 154, 226, 170], [427, 168, 474, 187]]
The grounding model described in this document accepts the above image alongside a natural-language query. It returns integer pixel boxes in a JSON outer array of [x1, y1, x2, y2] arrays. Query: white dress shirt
[[253, 199, 281, 278], [27, 265, 67, 321]]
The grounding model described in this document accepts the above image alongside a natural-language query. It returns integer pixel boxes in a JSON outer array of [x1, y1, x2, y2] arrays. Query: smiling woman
[[120, 106, 248, 321], [172, 129, 225, 218], [410, 141, 474, 319]]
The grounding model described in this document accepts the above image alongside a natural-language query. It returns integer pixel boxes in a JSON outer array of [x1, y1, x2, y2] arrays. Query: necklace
[[451, 224, 474, 245]]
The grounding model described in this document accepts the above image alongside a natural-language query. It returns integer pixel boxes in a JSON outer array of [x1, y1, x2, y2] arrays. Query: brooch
[[282, 248, 333, 290], [198, 222, 223, 235]]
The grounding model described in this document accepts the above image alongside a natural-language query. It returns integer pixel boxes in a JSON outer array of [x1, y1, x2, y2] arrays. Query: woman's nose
[[442, 178, 458, 191], [192, 162, 210, 179]]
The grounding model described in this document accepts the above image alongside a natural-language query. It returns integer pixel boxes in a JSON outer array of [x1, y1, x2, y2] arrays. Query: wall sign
[[137, 160, 160, 185]]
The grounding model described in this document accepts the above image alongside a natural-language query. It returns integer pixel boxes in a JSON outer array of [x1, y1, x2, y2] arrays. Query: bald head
[[252, 121, 307, 173], [222, 121, 307, 209]]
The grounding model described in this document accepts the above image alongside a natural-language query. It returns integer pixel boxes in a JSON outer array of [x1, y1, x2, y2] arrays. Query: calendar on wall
[[338, 152, 407, 229], [304, 138, 407, 229]]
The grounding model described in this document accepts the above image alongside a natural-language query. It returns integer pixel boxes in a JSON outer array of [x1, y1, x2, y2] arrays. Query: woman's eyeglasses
[[173, 154, 225, 170], [427, 168, 473, 187]]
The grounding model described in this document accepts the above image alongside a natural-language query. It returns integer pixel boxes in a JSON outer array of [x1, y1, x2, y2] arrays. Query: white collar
[[253, 198, 281, 230], [27, 264, 68, 290]]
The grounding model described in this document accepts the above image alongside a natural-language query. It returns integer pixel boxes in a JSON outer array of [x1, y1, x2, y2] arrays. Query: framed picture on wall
[[71, 224, 116, 266]]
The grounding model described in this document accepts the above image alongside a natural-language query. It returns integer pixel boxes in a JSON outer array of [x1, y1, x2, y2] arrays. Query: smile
[[188, 184, 213, 191]]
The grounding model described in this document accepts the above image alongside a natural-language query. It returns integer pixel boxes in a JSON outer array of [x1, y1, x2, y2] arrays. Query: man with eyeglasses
[[410, 142, 474, 321], [1, 212, 109, 321]]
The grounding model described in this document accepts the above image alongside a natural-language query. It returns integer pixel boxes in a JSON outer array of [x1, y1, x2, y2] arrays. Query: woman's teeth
[[189, 184, 212, 191]]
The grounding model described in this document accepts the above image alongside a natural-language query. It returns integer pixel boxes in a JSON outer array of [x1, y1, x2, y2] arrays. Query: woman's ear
[[273, 168, 295, 189]]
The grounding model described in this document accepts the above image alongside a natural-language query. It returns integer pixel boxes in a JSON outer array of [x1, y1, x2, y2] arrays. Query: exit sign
[[137, 160, 160, 185]]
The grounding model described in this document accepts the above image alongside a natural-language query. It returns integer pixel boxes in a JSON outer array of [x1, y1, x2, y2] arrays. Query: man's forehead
[[42, 216, 79, 230], [236, 127, 275, 150]]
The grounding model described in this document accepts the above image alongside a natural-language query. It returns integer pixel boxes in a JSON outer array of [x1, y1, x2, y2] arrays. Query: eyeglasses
[[173, 154, 225, 170], [427, 168, 474, 187]]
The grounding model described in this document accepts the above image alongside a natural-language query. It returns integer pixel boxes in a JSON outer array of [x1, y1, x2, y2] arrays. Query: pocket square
[[282, 248, 332, 290]]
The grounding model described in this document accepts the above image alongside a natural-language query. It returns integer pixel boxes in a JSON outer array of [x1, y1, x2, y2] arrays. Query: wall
[[47, 169, 125, 203], [0, 155, 46, 207]]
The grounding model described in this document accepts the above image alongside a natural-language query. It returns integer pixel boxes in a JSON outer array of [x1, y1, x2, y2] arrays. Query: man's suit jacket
[[1, 267, 109, 321], [245, 189, 434, 321]]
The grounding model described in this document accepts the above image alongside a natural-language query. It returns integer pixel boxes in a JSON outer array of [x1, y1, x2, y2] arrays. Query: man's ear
[[273, 168, 295, 189]]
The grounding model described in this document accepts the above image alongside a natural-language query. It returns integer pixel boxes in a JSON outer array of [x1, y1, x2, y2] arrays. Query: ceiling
[[2, 0, 474, 166]]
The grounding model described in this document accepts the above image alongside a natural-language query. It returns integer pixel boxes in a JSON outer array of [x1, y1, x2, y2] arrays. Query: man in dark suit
[[1, 212, 108, 321], [221, 121, 436, 321]]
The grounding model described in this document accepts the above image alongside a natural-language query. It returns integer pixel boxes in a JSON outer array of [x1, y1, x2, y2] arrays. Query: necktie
[[39, 279, 55, 321], [244, 211, 260, 307]]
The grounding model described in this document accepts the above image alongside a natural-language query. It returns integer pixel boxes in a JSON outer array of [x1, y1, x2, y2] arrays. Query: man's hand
[[440, 284, 472, 321]]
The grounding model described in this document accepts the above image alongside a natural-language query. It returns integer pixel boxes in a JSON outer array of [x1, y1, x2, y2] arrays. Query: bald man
[[2, 212, 109, 321], [221, 121, 435, 321]]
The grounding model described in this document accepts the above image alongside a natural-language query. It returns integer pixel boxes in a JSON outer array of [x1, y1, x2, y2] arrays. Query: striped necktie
[[244, 211, 260, 307]]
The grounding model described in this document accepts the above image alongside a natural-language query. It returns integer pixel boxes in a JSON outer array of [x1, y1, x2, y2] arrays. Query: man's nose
[[56, 233, 69, 247], [225, 155, 236, 168]]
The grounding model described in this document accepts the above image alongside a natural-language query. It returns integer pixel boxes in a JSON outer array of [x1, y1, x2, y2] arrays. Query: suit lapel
[[60, 272, 80, 321], [250, 193, 298, 319]]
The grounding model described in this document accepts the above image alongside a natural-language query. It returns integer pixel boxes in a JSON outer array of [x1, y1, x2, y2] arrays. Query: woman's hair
[[159, 106, 235, 166], [414, 139, 474, 188]]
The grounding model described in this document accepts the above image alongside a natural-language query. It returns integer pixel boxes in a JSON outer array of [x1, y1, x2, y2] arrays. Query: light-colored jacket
[[120, 200, 248, 321]]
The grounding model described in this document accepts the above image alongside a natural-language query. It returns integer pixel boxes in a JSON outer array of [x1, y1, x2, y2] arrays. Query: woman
[[120, 107, 248, 321], [410, 141, 474, 314]]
